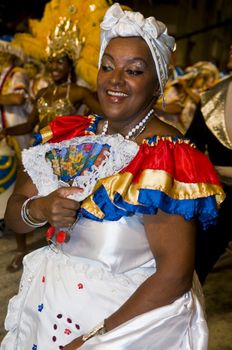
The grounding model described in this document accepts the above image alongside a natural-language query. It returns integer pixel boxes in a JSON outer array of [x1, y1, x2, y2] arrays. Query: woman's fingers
[[39, 187, 83, 226], [28, 186, 83, 227], [45, 199, 80, 227], [57, 187, 83, 199]]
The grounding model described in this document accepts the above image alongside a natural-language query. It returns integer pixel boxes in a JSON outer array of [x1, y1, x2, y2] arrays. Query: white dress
[[0, 134, 209, 350], [1, 216, 208, 350]]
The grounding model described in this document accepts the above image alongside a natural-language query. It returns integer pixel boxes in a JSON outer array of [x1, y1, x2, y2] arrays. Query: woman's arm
[[4, 164, 40, 233], [0, 93, 25, 106], [104, 210, 196, 331], [4, 165, 82, 233], [71, 85, 102, 115], [0, 87, 49, 139], [0, 105, 39, 140]]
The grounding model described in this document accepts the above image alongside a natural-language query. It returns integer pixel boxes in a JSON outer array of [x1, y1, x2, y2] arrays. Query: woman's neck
[[102, 108, 154, 141]]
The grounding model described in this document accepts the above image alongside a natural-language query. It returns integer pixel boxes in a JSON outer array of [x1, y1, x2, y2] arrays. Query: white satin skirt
[[0, 216, 208, 350]]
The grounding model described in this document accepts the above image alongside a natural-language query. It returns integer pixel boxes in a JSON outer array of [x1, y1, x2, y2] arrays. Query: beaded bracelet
[[21, 195, 48, 228], [82, 320, 107, 342]]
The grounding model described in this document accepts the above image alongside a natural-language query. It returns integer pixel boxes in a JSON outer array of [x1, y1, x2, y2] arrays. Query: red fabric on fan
[[47, 115, 95, 143]]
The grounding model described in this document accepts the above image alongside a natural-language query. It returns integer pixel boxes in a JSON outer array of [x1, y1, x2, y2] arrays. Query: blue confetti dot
[[38, 303, 44, 312]]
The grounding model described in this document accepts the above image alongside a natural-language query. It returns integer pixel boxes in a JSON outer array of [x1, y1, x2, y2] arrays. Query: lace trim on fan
[[22, 134, 139, 202]]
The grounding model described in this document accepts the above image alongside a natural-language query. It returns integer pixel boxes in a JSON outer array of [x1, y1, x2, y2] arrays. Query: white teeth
[[107, 90, 128, 97]]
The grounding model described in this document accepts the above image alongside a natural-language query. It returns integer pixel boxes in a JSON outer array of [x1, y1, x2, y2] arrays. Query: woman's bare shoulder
[[151, 115, 183, 138], [136, 113, 183, 144], [70, 83, 93, 99]]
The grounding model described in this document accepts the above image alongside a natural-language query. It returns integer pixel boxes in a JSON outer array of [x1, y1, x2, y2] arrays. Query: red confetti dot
[[56, 230, 67, 244], [42, 276, 45, 283], [57, 314, 62, 319], [46, 226, 56, 240], [77, 283, 83, 289], [67, 318, 72, 323], [52, 336, 57, 342], [75, 324, 80, 330]]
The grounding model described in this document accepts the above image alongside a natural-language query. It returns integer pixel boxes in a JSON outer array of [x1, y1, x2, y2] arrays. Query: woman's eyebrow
[[102, 53, 147, 66]]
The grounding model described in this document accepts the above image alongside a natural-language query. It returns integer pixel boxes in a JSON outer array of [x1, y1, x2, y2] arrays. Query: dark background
[[0, 0, 47, 35], [0, 0, 231, 70], [0, 0, 228, 35]]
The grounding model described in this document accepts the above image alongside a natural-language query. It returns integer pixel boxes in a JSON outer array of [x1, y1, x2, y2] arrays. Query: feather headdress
[[12, 0, 112, 90]]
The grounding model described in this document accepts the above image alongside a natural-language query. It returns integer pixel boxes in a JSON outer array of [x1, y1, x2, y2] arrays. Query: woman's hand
[[29, 187, 83, 228], [63, 335, 84, 349]]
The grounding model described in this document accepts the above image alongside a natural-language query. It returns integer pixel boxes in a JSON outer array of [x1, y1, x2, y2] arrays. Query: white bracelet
[[21, 195, 48, 228], [82, 320, 107, 342]]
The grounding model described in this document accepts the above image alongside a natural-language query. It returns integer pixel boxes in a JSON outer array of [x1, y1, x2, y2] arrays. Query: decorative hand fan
[[44, 142, 111, 246], [45, 142, 111, 185]]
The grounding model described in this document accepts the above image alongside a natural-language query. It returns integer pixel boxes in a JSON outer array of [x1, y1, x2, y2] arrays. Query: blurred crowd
[[156, 50, 232, 134], [0, 0, 231, 284]]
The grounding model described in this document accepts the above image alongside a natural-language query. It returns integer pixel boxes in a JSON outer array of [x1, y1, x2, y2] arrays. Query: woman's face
[[47, 55, 71, 84], [97, 37, 159, 123]]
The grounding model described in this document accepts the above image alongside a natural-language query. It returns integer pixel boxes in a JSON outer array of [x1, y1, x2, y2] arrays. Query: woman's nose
[[50, 62, 59, 70], [110, 68, 125, 86]]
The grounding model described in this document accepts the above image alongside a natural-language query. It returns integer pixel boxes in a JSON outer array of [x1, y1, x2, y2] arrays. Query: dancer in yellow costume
[[12, 0, 113, 91], [0, 0, 111, 270], [0, 10, 106, 139]]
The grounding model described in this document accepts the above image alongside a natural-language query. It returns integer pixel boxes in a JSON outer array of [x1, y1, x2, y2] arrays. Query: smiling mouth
[[107, 90, 128, 97]]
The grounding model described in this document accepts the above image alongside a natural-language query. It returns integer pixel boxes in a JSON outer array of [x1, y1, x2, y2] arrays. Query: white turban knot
[[99, 3, 175, 96]]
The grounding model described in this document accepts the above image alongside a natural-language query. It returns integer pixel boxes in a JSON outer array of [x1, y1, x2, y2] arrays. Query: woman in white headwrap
[[1, 3, 224, 350]]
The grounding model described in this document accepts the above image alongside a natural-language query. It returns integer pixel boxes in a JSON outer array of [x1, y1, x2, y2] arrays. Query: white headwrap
[[99, 3, 175, 97]]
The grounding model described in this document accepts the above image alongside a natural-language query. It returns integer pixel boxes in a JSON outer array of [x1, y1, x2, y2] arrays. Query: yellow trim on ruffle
[[82, 194, 105, 219], [0, 158, 17, 186], [142, 137, 196, 148], [127, 169, 224, 202], [81, 169, 225, 217], [84, 130, 95, 135], [0, 157, 13, 170], [85, 114, 100, 135], [41, 125, 53, 144]]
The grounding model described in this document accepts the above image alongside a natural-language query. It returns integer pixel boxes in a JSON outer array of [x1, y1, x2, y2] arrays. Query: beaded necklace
[[101, 108, 154, 140]]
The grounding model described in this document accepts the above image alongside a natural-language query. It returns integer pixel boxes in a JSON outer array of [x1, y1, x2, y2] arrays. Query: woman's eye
[[126, 69, 143, 76], [101, 64, 112, 72]]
